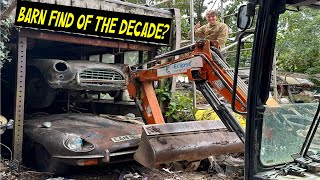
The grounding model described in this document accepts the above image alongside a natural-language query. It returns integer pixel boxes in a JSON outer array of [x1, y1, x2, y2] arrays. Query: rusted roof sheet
[[279, 76, 315, 86], [279, 76, 301, 85], [295, 78, 315, 86], [27, 0, 174, 18]]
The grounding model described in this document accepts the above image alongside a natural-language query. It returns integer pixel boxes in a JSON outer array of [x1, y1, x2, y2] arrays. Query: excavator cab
[[237, 0, 320, 179]]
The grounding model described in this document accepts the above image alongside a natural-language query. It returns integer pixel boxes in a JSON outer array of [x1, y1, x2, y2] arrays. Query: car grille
[[79, 69, 124, 84]]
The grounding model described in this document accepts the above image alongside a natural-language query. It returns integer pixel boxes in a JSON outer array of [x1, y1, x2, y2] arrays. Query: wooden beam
[[20, 29, 155, 51]]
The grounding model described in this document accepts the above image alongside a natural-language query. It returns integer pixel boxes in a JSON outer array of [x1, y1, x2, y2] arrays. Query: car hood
[[24, 113, 143, 154], [29, 59, 127, 73], [65, 60, 127, 72]]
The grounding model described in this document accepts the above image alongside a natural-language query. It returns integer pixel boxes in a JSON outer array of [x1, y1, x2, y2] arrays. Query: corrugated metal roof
[[295, 78, 315, 86], [279, 76, 315, 86]]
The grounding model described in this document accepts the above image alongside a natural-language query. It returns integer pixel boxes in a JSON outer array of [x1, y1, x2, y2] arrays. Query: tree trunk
[[196, 0, 205, 22]]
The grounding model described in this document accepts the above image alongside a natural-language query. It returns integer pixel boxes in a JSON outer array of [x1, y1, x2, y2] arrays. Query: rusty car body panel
[[28, 59, 127, 92], [24, 113, 143, 165]]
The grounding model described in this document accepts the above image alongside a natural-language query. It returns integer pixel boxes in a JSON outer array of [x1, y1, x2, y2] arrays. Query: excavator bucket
[[134, 120, 244, 168]]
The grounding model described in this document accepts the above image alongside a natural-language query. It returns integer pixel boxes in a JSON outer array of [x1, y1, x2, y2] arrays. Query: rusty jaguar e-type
[[24, 113, 143, 174]]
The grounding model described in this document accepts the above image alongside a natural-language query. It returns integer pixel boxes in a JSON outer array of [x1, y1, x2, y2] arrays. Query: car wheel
[[34, 143, 68, 175]]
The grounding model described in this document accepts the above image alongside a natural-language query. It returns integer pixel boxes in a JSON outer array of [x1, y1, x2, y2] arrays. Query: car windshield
[[260, 102, 319, 166]]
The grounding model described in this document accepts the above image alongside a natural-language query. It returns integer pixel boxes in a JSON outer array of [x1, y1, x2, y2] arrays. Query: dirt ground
[[0, 155, 244, 180]]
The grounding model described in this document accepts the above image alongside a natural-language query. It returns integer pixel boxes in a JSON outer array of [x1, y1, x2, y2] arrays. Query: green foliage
[[124, 0, 146, 5], [165, 91, 195, 122], [310, 76, 320, 86], [203, 0, 253, 67], [126, 0, 207, 41], [124, 51, 139, 65], [224, 3, 319, 86], [276, 8, 320, 75], [156, 46, 171, 55], [125, 1, 320, 84], [292, 94, 314, 103], [223, 0, 246, 32], [155, 82, 171, 102], [174, 0, 208, 40], [0, 0, 13, 68]]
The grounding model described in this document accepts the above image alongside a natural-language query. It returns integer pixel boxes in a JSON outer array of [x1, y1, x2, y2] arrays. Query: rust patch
[[156, 137, 167, 145], [146, 126, 161, 134]]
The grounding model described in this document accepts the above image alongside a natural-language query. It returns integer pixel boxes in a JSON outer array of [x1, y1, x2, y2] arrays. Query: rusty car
[[23, 113, 143, 174], [26, 59, 127, 109]]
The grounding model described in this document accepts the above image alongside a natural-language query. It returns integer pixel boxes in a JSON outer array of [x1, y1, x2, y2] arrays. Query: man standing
[[194, 10, 229, 50]]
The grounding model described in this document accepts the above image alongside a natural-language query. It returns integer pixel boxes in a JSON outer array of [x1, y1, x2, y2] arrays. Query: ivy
[[0, 0, 13, 68]]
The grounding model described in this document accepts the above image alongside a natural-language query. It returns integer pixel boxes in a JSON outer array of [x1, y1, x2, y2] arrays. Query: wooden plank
[[100, 1, 115, 12], [100, 1, 171, 18], [22, 0, 173, 18], [141, 9, 163, 18], [56, 0, 71, 6], [101, 1, 124, 12], [86, 0, 101, 9], [40, 0, 55, 4], [23, 0, 172, 18], [72, 0, 86, 8], [20, 29, 155, 51]]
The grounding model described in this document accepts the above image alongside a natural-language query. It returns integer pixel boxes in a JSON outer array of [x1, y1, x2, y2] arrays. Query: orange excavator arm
[[127, 40, 248, 168], [127, 40, 247, 125]]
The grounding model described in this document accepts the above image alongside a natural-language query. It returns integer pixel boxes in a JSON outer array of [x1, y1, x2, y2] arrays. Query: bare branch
[[0, 0, 17, 21]]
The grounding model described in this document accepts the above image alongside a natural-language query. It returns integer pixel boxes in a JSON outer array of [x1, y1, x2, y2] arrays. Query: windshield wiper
[[300, 100, 320, 156]]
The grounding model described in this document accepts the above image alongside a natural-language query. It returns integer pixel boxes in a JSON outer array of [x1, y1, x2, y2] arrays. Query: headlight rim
[[63, 134, 95, 153]]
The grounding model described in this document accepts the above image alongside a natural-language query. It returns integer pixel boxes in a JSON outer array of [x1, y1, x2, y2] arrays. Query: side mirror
[[237, 5, 251, 31]]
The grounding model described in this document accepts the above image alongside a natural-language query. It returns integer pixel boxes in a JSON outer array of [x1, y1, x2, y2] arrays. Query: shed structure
[[9, 0, 181, 162]]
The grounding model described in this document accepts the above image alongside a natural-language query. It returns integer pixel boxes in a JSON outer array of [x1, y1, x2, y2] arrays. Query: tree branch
[[0, 0, 17, 21]]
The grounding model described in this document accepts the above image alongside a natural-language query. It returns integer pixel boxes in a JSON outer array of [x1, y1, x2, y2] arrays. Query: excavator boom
[[127, 40, 247, 168]]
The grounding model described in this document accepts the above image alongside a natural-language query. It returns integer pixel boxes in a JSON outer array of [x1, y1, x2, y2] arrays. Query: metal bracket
[[13, 36, 27, 162], [281, 164, 306, 177], [291, 153, 320, 173], [308, 153, 320, 163]]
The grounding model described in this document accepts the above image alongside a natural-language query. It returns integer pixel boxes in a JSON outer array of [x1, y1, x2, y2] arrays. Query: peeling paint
[[146, 106, 152, 117]]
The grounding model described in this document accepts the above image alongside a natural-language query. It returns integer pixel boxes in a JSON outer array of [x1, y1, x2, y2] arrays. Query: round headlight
[[0, 115, 8, 126], [63, 135, 94, 152], [54, 61, 68, 72], [0, 115, 8, 135]]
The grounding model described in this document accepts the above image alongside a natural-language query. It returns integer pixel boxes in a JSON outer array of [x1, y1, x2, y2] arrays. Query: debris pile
[[0, 158, 51, 180]]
